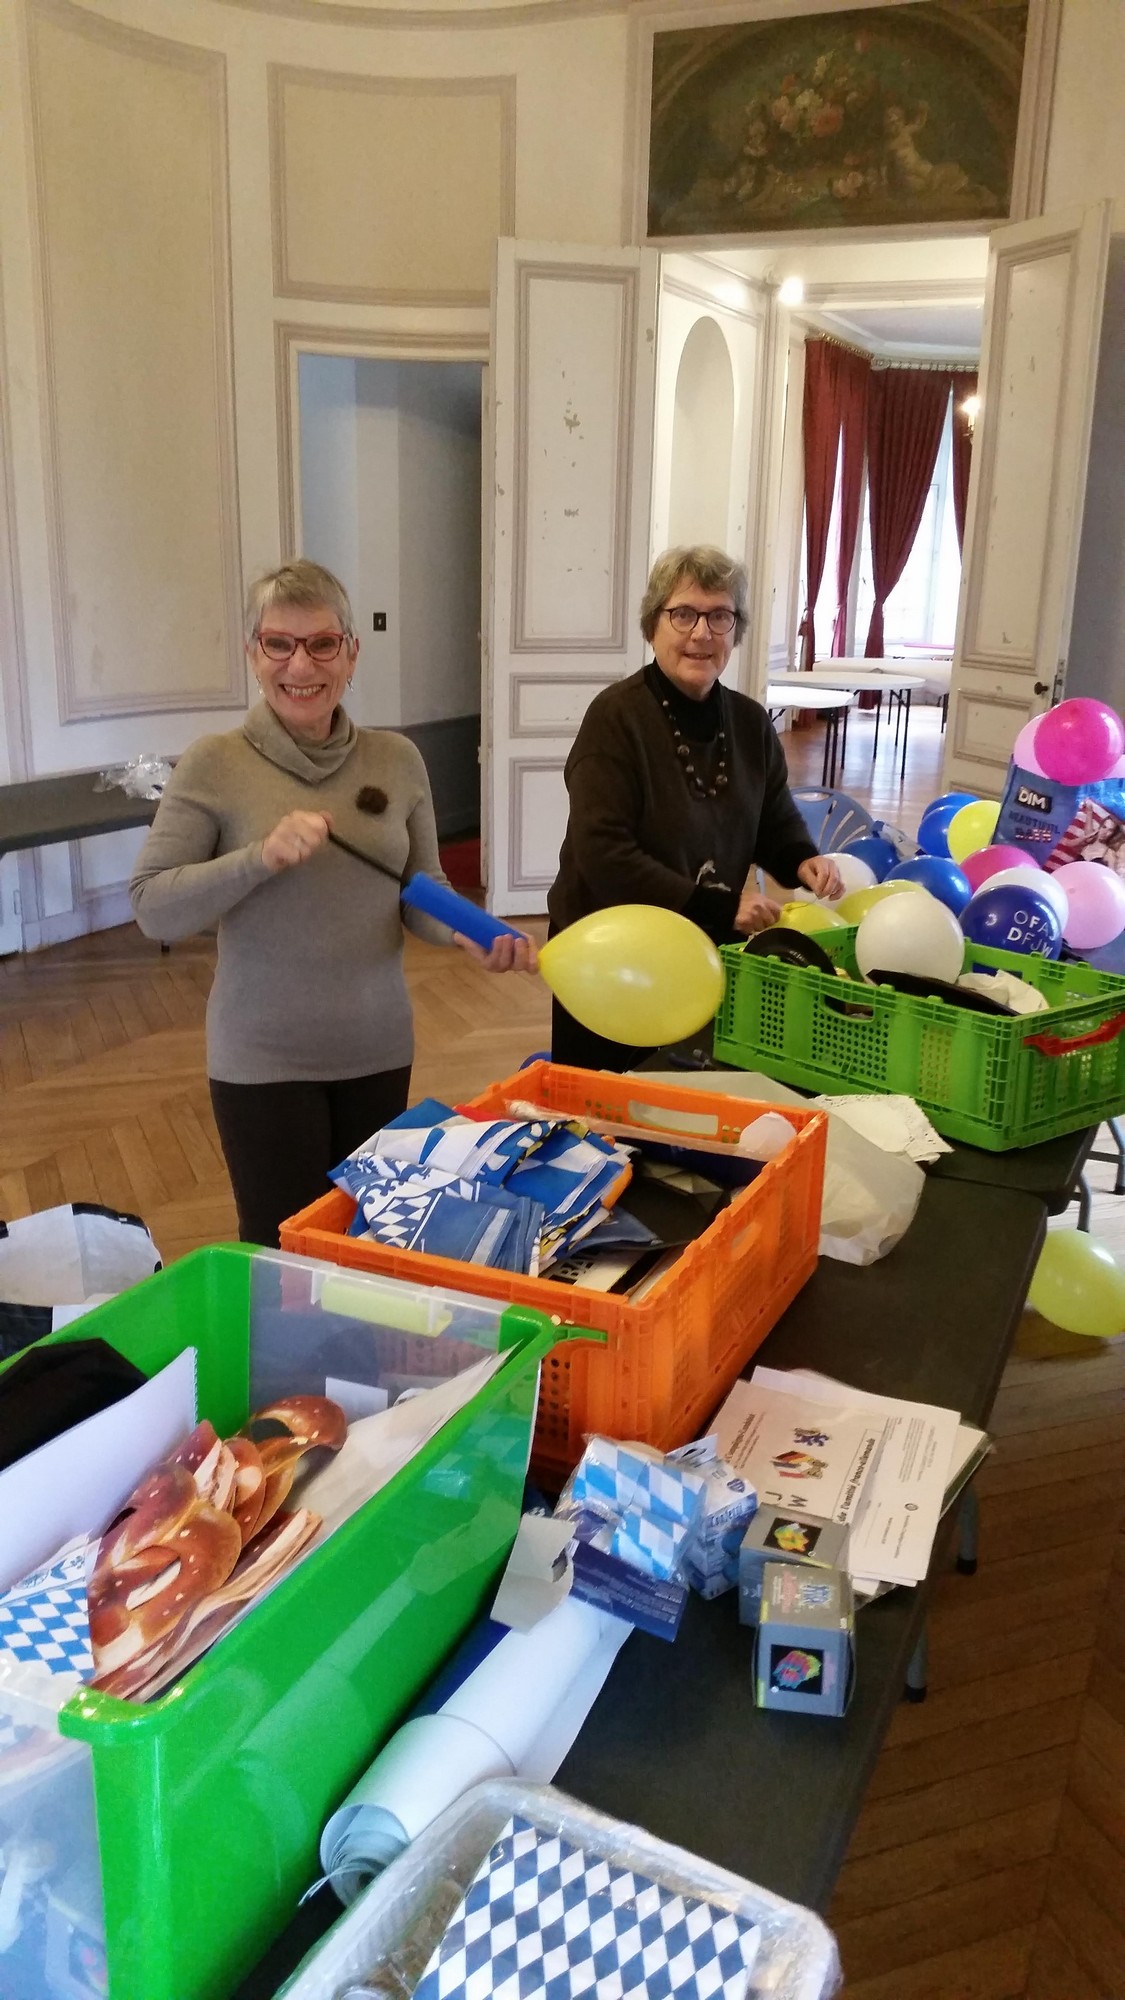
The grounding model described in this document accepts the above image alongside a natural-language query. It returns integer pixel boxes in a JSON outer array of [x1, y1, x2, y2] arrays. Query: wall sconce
[[961, 393, 981, 435], [778, 276, 805, 307]]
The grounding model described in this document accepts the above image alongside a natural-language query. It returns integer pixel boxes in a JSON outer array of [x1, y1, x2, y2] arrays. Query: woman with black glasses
[[130, 559, 534, 1245], [547, 544, 842, 1070]]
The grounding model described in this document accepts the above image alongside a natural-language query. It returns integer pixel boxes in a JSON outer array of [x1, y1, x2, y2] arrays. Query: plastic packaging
[[400, 873, 521, 950], [94, 755, 171, 801], [278, 1780, 841, 2000]]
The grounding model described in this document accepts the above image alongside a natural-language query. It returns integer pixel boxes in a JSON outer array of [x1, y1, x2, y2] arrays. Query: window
[[855, 391, 959, 655]]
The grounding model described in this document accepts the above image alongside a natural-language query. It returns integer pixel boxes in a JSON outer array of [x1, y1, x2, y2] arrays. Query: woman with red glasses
[[548, 545, 842, 1070], [130, 559, 535, 1246]]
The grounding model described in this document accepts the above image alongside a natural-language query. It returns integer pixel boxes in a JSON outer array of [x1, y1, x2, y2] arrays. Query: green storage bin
[[0, 1246, 579, 2000], [714, 932, 1125, 1150]]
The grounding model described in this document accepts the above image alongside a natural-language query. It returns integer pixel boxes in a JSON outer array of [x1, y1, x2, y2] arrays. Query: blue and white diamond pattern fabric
[[332, 1099, 630, 1278], [411, 1816, 759, 2000], [0, 1536, 96, 1682], [571, 1441, 708, 1532]]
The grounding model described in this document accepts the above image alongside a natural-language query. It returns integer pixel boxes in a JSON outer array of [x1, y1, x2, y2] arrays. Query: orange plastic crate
[[280, 1063, 827, 1485]]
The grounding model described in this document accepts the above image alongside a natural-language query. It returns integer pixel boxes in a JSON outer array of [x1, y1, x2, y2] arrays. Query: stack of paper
[[712, 1369, 988, 1594]]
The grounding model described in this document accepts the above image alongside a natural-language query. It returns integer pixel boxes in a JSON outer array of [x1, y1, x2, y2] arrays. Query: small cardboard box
[[737, 1507, 849, 1625], [754, 1563, 855, 1717]]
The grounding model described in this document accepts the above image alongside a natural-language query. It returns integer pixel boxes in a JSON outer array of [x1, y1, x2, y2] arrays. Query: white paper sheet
[[711, 1377, 884, 1527], [753, 1367, 962, 1587], [0, 1347, 197, 1594]]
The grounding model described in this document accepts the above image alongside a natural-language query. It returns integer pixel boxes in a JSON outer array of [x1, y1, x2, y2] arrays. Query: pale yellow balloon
[[948, 798, 1000, 864], [836, 881, 923, 925], [538, 905, 724, 1046], [774, 900, 849, 934]]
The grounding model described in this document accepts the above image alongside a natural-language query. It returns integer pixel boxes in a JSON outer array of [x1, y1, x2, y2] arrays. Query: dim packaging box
[[737, 1507, 849, 1625], [754, 1563, 856, 1717]]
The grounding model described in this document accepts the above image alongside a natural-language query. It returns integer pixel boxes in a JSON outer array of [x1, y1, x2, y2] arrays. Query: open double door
[[483, 203, 1115, 916]]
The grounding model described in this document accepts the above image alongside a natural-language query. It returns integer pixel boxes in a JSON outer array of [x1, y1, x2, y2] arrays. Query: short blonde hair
[[639, 546, 749, 645], [245, 559, 355, 643]]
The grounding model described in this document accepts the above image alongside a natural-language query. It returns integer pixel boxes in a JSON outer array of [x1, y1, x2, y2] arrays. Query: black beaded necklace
[[658, 692, 730, 799]]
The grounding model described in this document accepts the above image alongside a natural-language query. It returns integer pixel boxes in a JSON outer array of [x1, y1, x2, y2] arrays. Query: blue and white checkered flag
[[411, 1814, 760, 2000], [0, 1535, 96, 1684]]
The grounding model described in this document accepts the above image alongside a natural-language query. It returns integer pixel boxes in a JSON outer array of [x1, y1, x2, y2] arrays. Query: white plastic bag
[[631, 1070, 923, 1266], [0, 1203, 161, 1356], [816, 1113, 924, 1264]]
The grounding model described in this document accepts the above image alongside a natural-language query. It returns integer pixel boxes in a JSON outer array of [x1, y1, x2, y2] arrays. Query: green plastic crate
[[0, 1246, 582, 2000], [713, 932, 1125, 1150]]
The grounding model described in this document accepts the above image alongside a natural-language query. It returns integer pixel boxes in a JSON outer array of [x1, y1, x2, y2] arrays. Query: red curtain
[[863, 368, 951, 657], [798, 340, 842, 671], [830, 349, 870, 654], [949, 369, 977, 553]]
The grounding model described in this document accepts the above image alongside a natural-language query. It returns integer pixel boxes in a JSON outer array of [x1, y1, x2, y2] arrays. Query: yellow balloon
[[538, 905, 724, 1046], [775, 901, 848, 934], [948, 798, 1000, 864], [1027, 1229, 1125, 1338], [836, 881, 922, 924]]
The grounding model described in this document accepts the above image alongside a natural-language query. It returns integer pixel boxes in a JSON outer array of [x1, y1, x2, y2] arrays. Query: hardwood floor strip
[[871, 1694, 1085, 1799], [1024, 1914, 1117, 2000], [839, 1924, 1034, 2000], [843, 1744, 1073, 1862], [1043, 1854, 1125, 1996], [831, 1859, 1051, 1984], [831, 1799, 1060, 1923], [883, 1654, 1090, 1751]]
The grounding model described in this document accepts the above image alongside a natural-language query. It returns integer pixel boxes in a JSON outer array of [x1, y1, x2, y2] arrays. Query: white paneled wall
[[0, 0, 1122, 944]]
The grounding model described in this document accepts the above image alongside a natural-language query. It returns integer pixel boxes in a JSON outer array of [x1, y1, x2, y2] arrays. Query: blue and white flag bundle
[[666, 1437, 758, 1602], [411, 1813, 760, 2000], [331, 1100, 631, 1279], [559, 1438, 708, 1585]]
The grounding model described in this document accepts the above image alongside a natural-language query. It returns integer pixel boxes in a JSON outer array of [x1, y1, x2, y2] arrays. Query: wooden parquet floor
[[2, 703, 1123, 1996]]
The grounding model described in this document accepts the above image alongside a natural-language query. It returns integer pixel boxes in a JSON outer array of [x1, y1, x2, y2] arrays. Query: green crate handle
[[1025, 1009, 1125, 1057]]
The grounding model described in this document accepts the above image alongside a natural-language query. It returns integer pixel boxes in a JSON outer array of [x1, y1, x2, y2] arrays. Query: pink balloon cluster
[[1013, 698, 1125, 785]]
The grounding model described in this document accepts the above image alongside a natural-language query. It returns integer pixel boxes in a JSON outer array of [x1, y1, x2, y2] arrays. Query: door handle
[[1033, 682, 1049, 697]]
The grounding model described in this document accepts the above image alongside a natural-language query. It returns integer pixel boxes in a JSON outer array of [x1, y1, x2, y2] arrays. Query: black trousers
[[549, 995, 645, 1076], [209, 1067, 412, 1248]]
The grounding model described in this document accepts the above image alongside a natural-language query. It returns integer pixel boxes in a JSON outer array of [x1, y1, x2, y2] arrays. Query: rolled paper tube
[[318, 1597, 626, 1901], [400, 872, 523, 950]]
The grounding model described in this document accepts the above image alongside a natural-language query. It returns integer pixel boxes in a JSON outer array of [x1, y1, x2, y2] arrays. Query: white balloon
[[825, 851, 877, 897], [984, 865, 1069, 926], [855, 889, 966, 984]]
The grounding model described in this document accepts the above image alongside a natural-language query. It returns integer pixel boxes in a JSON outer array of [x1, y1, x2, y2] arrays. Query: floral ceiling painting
[[646, 0, 1030, 237]]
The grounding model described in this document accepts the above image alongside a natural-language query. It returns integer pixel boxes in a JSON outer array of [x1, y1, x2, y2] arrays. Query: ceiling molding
[[799, 305, 979, 364], [212, 0, 625, 25], [803, 279, 986, 310]]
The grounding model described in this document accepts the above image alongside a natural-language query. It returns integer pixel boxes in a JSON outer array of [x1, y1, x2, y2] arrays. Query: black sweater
[[547, 665, 817, 942]]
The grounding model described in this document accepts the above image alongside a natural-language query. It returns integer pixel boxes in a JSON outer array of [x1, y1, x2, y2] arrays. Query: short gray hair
[[245, 559, 356, 643], [639, 546, 749, 644]]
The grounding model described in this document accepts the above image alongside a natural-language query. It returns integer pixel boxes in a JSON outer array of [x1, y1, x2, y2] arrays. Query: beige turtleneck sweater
[[129, 702, 453, 1084]]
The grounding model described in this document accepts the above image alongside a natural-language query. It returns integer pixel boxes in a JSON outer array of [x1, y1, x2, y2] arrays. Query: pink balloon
[[960, 844, 1040, 892], [1110, 754, 1125, 781], [1011, 716, 1047, 778], [1053, 860, 1125, 950], [1035, 699, 1125, 786]]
